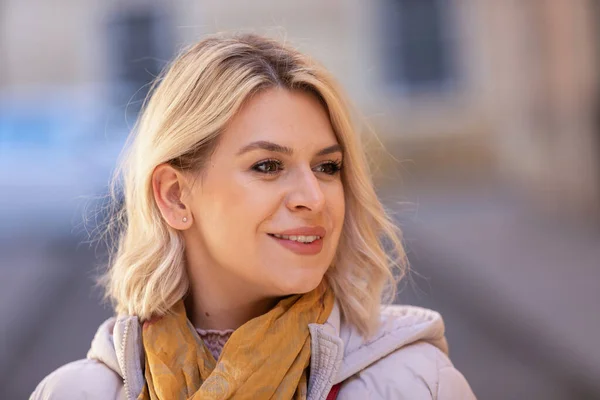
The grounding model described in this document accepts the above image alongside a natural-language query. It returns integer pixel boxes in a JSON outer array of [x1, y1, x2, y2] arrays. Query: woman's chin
[[272, 272, 325, 296]]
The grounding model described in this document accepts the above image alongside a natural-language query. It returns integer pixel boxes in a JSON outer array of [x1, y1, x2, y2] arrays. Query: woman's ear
[[152, 163, 193, 230]]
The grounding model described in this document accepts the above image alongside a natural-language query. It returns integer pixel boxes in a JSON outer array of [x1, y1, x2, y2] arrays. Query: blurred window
[[106, 7, 172, 113], [382, 0, 456, 94]]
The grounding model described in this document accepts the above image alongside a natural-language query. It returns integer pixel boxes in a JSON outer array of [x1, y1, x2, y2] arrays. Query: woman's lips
[[267, 234, 324, 255]]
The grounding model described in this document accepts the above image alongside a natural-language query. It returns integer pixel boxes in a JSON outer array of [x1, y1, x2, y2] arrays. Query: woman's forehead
[[219, 88, 338, 153]]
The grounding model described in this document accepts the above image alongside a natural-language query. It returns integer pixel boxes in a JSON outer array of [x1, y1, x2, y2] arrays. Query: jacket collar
[[307, 301, 344, 399], [87, 301, 447, 400], [87, 315, 144, 400]]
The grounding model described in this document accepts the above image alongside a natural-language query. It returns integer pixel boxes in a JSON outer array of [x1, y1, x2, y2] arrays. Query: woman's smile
[[269, 227, 325, 255], [268, 233, 324, 255], [267, 225, 327, 255]]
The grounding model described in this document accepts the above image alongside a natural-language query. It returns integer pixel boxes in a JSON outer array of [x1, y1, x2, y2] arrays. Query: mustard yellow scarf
[[138, 282, 335, 399]]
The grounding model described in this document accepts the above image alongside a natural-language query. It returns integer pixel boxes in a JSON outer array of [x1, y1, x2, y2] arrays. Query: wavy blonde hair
[[100, 33, 406, 338]]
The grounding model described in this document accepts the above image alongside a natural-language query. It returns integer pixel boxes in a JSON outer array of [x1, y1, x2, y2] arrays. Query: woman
[[31, 33, 475, 399]]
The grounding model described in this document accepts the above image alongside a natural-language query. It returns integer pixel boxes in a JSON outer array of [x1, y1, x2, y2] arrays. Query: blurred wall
[[3, 0, 599, 221]]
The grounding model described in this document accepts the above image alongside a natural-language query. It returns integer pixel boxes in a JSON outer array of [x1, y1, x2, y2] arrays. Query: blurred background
[[1, 0, 600, 398]]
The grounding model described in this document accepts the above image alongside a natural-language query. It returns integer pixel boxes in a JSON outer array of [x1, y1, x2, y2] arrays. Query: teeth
[[272, 233, 321, 243]]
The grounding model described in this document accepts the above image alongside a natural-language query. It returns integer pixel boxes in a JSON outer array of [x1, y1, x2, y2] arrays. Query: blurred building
[[3, 0, 599, 220], [2, 1, 599, 399]]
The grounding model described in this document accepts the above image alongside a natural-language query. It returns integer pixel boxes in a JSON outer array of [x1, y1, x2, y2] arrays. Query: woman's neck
[[184, 262, 279, 331], [185, 290, 278, 331]]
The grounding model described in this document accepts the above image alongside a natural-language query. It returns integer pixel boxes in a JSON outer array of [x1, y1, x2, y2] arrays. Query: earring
[[182, 217, 188, 223]]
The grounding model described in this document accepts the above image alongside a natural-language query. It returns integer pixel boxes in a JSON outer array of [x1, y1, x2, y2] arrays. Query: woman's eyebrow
[[236, 141, 342, 156], [316, 144, 342, 156]]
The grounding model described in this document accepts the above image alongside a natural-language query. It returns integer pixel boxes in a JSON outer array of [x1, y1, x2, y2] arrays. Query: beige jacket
[[31, 303, 476, 399]]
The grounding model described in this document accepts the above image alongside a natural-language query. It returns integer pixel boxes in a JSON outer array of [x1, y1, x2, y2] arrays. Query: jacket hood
[[86, 302, 448, 397], [332, 303, 448, 383]]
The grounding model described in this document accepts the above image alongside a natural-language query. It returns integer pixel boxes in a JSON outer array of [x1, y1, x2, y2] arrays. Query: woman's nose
[[286, 169, 325, 212]]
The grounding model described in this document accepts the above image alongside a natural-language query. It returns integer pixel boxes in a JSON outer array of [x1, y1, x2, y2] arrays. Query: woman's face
[[184, 88, 345, 297]]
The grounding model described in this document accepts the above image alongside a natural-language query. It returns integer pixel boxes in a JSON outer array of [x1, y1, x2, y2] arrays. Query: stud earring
[[182, 217, 188, 223]]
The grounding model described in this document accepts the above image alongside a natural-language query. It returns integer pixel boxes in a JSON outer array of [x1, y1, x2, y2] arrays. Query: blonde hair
[[100, 33, 406, 338]]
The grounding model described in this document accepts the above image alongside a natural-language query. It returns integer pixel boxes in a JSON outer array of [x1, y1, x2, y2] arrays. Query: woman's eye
[[252, 159, 282, 174], [315, 161, 342, 175], [252, 159, 342, 176]]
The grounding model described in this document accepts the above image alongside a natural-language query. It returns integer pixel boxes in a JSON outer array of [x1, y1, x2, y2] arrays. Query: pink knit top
[[195, 327, 234, 361]]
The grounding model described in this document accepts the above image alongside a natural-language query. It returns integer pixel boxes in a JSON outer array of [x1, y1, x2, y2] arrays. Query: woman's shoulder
[[336, 304, 476, 399], [339, 341, 475, 399], [30, 358, 124, 400]]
